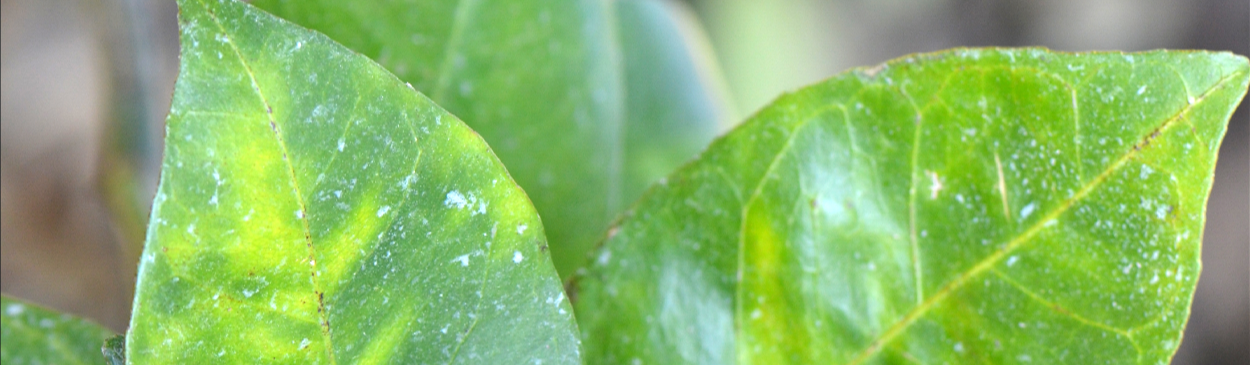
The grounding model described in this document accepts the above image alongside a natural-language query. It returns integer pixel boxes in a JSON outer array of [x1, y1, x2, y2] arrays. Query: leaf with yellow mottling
[[574, 48, 1249, 364], [126, 0, 578, 363]]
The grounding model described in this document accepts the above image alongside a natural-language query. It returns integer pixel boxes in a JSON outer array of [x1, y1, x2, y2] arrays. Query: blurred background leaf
[[0, 0, 1245, 363], [1, 295, 115, 364]]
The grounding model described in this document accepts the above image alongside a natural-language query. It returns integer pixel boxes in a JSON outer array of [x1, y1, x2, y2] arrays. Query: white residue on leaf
[[1006, 255, 1019, 267], [517, 224, 528, 235], [513, 251, 524, 264], [1019, 202, 1037, 220], [926, 170, 943, 199], [451, 254, 470, 267], [298, 338, 310, 350], [377, 205, 391, 217], [445, 190, 469, 209], [337, 138, 345, 152]]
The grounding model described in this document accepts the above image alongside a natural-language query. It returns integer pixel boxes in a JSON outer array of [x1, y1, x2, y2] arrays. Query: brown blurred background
[[1, 0, 1245, 363]]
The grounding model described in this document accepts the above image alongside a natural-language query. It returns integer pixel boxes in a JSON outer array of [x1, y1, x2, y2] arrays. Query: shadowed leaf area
[[1, 295, 116, 365], [126, 0, 578, 363], [574, 48, 1249, 364]]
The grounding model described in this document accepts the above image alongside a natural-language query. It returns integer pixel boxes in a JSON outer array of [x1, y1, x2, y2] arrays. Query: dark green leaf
[[252, 0, 625, 278], [617, 0, 732, 206], [103, 335, 126, 365], [0, 295, 115, 364], [574, 49, 1250, 364], [127, 0, 577, 362]]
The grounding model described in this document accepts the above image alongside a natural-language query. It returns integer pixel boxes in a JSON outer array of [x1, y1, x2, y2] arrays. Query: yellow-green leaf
[[127, 0, 578, 363], [1, 295, 115, 364], [252, 0, 732, 279], [574, 48, 1249, 364], [251, 0, 625, 279]]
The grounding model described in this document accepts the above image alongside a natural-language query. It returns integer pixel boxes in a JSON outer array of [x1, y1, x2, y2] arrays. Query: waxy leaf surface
[[128, 0, 578, 363], [1, 295, 115, 364], [574, 49, 1249, 364], [254, 0, 730, 278]]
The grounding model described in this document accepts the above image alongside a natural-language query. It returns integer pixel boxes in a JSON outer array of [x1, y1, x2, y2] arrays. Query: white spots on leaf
[[750, 309, 762, 320], [1006, 255, 1019, 267], [376, 205, 391, 217], [298, 338, 310, 350], [1019, 202, 1037, 220], [596, 250, 612, 265], [445, 191, 469, 209], [451, 254, 470, 267], [926, 170, 943, 199], [517, 224, 528, 235], [295, 210, 304, 219], [1137, 85, 1147, 95], [1140, 165, 1153, 180], [954, 342, 965, 353], [443, 190, 489, 216], [337, 138, 345, 152], [513, 251, 524, 264]]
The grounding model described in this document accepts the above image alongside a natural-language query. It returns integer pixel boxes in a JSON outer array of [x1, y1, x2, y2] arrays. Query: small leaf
[[1, 295, 115, 364], [574, 49, 1250, 364], [127, 0, 577, 363], [252, 0, 625, 278]]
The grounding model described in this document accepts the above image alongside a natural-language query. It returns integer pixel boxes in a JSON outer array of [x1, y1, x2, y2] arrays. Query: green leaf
[[573, 49, 1250, 364], [617, 0, 732, 207], [252, 0, 625, 279], [103, 335, 126, 365], [127, 0, 578, 363], [1, 295, 115, 364]]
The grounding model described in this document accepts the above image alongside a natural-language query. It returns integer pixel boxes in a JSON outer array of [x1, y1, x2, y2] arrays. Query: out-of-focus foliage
[[1, 295, 115, 364]]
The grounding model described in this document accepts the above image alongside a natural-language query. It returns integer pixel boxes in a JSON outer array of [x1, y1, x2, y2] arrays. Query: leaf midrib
[[843, 67, 1243, 365], [193, 1, 337, 363]]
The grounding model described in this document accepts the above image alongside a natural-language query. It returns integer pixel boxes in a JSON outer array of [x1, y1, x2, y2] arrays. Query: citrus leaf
[[617, 0, 732, 208], [252, 0, 625, 279], [127, 0, 578, 363], [1, 295, 115, 364], [573, 49, 1250, 364]]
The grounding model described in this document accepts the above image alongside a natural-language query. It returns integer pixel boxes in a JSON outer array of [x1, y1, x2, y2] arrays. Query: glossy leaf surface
[[253, 0, 624, 279], [1, 295, 115, 364], [574, 49, 1249, 364], [128, 0, 578, 363]]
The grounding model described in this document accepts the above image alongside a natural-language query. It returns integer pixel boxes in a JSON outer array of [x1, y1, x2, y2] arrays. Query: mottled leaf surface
[[128, 0, 578, 363], [253, 0, 624, 279], [617, 0, 731, 205], [1, 295, 115, 364], [574, 49, 1249, 364]]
